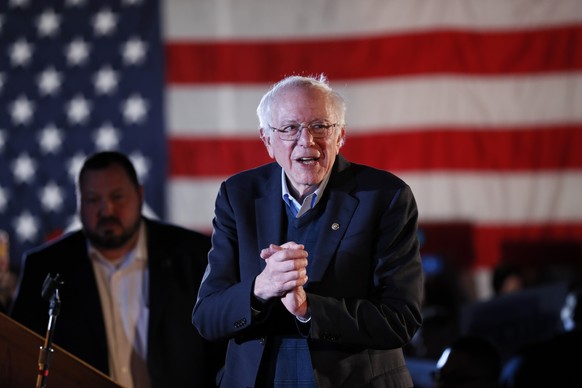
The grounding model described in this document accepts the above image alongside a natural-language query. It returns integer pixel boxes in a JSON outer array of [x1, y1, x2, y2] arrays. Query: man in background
[[11, 151, 225, 387]]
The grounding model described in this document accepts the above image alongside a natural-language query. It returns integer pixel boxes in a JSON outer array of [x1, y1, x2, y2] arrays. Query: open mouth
[[296, 157, 319, 164]]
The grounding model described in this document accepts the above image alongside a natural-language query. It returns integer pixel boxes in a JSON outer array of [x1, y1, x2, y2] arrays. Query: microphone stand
[[36, 274, 63, 388]]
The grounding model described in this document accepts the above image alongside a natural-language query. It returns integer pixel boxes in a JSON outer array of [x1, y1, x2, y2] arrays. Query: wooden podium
[[0, 312, 121, 387]]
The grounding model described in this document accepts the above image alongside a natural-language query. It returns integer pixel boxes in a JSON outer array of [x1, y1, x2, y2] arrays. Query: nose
[[98, 198, 114, 216], [296, 125, 315, 146]]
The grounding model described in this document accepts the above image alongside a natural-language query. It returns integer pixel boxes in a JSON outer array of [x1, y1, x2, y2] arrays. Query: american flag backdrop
[[2, 0, 582, 286], [0, 0, 166, 271]]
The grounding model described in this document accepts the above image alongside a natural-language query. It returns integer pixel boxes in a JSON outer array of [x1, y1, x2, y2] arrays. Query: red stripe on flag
[[169, 137, 271, 177], [471, 223, 582, 268], [343, 125, 582, 172], [166, 25, 582, 84], [169, 126, 582, 177]]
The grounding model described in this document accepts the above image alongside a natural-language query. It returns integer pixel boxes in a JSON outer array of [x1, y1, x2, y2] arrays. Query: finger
[[260, 244, 283, 259], [280, 270, 308, 289], [261, 242, 305, 258], [280, 241, 304, 250], [286, 257, 308, 271], [266, 249, 308, 266]]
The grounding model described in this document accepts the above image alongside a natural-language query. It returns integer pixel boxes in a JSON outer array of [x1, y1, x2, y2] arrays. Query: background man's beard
[[86, 219, 141, 250]]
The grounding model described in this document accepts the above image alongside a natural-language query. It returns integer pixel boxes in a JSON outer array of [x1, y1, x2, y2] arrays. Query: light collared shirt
[[89, 222, 150, 388], [281, 169, 332, 218], [280, 170, 332, 323]]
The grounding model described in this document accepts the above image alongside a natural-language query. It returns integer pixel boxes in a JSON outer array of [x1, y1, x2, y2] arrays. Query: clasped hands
[[254, 241, 309, 319]]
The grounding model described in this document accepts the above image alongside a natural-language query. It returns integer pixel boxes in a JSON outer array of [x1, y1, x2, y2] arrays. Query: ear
[[260, 127, 275, 158], [336, 127, 346, 151]]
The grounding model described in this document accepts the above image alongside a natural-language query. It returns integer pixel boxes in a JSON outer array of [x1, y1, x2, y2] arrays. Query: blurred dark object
[[500, 282, 582, 387], [560, 282, 582, 332], [492, 263, 526, 296], [500, 330, 582, 388], [433, 335, 501, 388], [405, 357, 436, 388], [500, 240, 582, 287], [405, 253, 467, 360], [405, 224, 473, 361], [459, 282, 569, 362]]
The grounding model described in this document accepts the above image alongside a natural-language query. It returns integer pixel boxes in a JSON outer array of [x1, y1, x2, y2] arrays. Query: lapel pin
[[331, 223, 340, 230]]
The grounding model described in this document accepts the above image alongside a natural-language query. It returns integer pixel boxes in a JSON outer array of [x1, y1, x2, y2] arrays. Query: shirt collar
[[281, 168, 332, 218]]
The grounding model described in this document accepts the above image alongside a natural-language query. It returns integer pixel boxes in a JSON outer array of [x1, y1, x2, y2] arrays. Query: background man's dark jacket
[[11, 218, 225, 387]]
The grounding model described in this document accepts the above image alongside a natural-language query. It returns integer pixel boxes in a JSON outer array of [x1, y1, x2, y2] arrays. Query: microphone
[[41, 273, 63, 302], [37, 273, 64, 388]]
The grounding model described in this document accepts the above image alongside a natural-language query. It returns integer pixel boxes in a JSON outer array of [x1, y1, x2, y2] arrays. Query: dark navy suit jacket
[[11, 218, 225, 387], [193, 155, 424, 388]]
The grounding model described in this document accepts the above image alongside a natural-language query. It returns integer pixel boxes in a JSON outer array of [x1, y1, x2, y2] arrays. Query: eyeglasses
[[269, 122, 339, 141]]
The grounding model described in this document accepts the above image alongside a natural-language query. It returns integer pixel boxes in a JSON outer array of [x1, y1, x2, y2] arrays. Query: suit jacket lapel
[[309, 156, 357, 281], [68, 233, 109, 366], [254, 156, 357, 282]]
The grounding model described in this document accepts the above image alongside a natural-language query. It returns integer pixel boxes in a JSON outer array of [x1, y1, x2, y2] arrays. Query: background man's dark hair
[[79, 151, 140, 188]]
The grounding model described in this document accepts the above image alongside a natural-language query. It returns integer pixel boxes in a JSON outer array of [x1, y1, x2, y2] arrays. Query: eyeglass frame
[[268, 121, 340, 141]]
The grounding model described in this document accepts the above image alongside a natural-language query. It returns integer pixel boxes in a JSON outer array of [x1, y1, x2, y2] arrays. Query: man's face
[[260, 86, 344, 198], [79, 164, 143, 251]]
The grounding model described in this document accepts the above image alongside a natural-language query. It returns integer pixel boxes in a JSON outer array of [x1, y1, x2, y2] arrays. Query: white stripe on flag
[[168, 172, 582, 229], [164, 0, 582, 40], [167, 74, 582, 136]]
